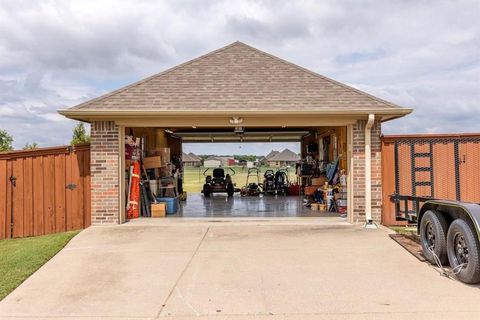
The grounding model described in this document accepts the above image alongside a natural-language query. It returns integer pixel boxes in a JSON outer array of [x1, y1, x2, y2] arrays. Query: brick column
[[352, 120, 382, 223], [90, 121, 119, 224]]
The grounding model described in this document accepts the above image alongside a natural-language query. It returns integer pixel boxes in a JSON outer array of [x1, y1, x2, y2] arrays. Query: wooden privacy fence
[[0, 144, 90, 239], [382, 134, 480, 226]]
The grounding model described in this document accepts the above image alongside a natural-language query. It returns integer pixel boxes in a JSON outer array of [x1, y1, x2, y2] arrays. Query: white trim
[[364, 114, 375, 223], [347, 124, 354, 224], [59, 108, 412, 117], [118, 125, 126, 224]]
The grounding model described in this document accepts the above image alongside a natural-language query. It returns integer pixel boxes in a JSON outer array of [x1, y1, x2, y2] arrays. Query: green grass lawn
[[389, 226, 418, 235], [183, 166, 297, 193], [0, 231, 80, 300]]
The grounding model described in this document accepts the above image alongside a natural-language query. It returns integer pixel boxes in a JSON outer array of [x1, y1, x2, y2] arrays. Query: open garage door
[[122, 125, 350, 221]]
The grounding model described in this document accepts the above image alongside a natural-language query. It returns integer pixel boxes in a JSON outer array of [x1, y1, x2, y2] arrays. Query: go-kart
[[202, 167, 238, 197]]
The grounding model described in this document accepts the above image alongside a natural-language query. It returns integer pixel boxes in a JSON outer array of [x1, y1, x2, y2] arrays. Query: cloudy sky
[[0, 0, 479, 154]]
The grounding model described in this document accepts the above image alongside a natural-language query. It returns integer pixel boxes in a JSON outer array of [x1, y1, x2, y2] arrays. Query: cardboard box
[[311, 176, 328, 186], [151, 203, 166, 217], [149, 148, 171, 163], [143, 156, 162, 169]]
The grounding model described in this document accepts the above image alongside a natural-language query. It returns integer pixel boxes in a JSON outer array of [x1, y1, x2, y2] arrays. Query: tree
[[71, 123, 90, 146], [0, 129, 13, 152], [234, 154, 257, 162], [23, 142, 38, 150]]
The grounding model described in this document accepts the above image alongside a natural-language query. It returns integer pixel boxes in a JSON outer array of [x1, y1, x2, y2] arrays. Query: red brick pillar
[[352, 120, 382, 223], [90, 121, 119, 224]]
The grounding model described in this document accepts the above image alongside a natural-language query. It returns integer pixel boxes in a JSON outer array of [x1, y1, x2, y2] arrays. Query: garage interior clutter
[[124, 125, 348, 219]]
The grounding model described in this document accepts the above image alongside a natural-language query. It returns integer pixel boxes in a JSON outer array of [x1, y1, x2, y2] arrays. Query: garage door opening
[[122, 126, 350, 220]]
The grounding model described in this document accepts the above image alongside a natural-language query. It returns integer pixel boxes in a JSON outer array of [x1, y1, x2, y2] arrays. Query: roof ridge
[[71, 41, 242, 110], [235, 42, 401, 109], [268, 148, 299, 161]]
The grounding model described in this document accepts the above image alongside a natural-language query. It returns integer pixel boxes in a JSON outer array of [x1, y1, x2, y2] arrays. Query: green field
[[0, 231, 80, 300], [182, 166, 297, 193]]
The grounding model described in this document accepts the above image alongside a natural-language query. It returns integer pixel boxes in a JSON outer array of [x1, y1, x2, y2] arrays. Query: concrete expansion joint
[[155, 226, 210, 319]]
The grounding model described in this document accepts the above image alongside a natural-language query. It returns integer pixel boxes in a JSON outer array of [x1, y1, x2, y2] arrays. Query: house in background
[[267, 149, 300, 167], [260, 150, 280, 166], [182, 152, 201, 167], [203, 156, 234, 167], [203, 157, 222, 167], [223, 157, 236, 166]]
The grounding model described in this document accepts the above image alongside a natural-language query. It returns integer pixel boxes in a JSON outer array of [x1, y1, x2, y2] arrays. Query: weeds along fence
[[0, 144, 90, 239], [382, 134, 480, 226]]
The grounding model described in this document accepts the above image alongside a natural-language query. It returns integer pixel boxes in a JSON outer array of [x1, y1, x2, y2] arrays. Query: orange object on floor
[[127, 161, 140, 219], [304, 185, 320, 196]]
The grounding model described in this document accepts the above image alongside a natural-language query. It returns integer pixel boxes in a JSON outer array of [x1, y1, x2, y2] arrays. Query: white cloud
[[0, 0, 479, 149]]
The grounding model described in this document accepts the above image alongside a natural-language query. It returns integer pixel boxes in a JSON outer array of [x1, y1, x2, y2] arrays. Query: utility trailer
[[387, 134, 480, 284], [392, 194, 480, 283]]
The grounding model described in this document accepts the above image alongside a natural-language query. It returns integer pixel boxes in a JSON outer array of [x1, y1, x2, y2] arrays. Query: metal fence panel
[[382, 134, 480, 225]]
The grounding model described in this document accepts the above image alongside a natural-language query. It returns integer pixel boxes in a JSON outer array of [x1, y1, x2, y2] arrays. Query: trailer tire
[[447, 219, 480, 284], [420, 210, 448, 264]]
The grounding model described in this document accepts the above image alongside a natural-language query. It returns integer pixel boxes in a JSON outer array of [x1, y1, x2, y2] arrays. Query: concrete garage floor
[[174, 193, 341, 218], [1, 221, 479, 319]]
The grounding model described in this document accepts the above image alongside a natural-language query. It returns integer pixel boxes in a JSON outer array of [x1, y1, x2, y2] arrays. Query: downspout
[[364, 114, 377, 228]]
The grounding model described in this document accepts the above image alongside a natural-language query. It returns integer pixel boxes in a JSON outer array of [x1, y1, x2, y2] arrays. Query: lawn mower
[[274, 168, 289, 196], [201, 167, 238, 197], [240, 167, 262, 196], [263, 169, 276, 195]]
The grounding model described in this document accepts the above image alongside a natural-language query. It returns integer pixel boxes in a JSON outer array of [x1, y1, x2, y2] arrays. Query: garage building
[[59, 41, 412, 225]]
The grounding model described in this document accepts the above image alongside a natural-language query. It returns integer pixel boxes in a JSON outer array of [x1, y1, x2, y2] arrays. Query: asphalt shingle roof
[[182, 152, 200, 163], [264, 150, 280, 160], [66, 42, 408, 113], [188, 152, 201, 161], [268, 149, 300, 162]]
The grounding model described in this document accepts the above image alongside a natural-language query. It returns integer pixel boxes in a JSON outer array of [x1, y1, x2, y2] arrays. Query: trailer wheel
[[447, 219, 480, 284], [420, 210, 448, 264]]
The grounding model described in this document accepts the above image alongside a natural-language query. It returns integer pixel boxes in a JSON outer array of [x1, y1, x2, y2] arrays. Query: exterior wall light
[[229, 117, 243, 125]]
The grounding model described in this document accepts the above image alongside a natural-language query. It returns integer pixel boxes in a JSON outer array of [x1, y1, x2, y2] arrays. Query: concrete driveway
[[0, 219, 479, 319]]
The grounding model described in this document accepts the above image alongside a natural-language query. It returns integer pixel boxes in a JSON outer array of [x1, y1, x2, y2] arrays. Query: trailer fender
[[418, 200, 480, 239]]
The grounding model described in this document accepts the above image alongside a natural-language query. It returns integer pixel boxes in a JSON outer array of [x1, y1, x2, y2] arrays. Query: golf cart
[[202, 167, 237, 197]]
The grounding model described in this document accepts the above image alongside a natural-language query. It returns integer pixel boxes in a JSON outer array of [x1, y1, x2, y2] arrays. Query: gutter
[[364, 114, 377, 229], [58, 108, 413, 118]]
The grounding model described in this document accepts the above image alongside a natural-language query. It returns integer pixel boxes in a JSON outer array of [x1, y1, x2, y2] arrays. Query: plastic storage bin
[[156, 197, 179, 215]]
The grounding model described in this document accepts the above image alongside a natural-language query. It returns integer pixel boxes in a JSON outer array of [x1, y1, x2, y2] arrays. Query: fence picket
[[0, 144, 90, 238]]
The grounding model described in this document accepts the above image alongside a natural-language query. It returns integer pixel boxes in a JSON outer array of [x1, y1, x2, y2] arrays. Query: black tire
[[227, 183, 234, 197], [420, 210, 448, 264], [447, 219, 480, 284], [203, 184, 211, 197]]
